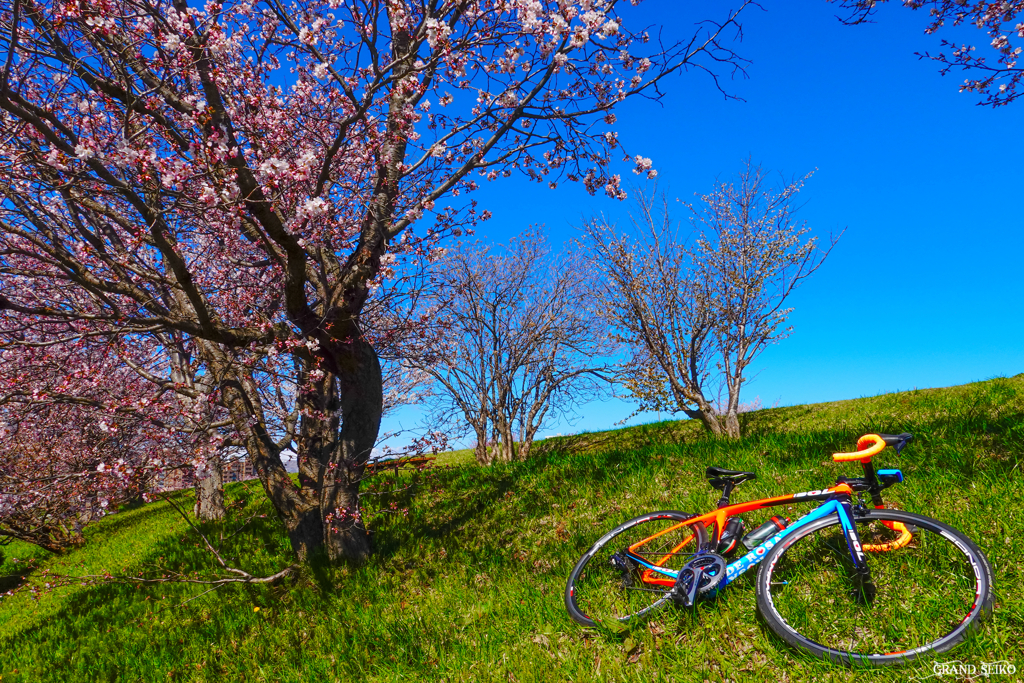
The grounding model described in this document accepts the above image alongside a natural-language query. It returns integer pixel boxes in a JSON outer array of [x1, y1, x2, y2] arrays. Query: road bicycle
[[563, 433, 994, 666]]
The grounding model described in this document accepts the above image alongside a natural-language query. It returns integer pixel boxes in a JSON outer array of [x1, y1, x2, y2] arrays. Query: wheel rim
[[569, 513, 705, 624], [762, 512, 987, 662]]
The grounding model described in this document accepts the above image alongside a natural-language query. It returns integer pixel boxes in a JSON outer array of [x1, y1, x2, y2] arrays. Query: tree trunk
[[317, 334, 382, 565], [487, 425, 501, 464], [518, 426, 538, 461], [684, 407, 728, 438], [283, 505, 326, 560], [722, 410, 741, 439], [320, 478, 371, 563], [194, 453, 225, 521], [494, 420, 516, 462], [203, 330, 381, 565], [204, 344, 324, 563], [473, 425, 491, 465]]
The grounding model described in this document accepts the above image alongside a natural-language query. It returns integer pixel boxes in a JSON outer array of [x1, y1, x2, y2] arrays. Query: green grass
[[1, 376, 1022, 681]]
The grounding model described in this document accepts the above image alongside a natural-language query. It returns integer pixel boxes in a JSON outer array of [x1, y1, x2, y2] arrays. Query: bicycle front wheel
[[756, 509, 993, 666], [565, 510, 708, 628]]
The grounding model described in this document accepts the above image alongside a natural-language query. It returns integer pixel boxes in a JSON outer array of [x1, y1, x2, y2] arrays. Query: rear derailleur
[[609, 551, 639, 588]]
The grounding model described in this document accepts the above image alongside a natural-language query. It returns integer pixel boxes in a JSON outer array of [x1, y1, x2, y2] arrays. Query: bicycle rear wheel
[[565, 511, 708, 628], [756, 509, 993, 666]]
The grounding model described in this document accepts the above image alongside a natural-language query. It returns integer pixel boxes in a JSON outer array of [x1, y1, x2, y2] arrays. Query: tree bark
[[317, 335, 381, 564], [695, 410, 740, 439], [517, 441, 530, 462], [194, 453, 225, 521], [518, 427, 538, 461], [493, 420, 516, 462], [473, 425, 491, 465], [685, 407, 727, 438], [722, 410, 741, 439], [320, 478, 371, 563]]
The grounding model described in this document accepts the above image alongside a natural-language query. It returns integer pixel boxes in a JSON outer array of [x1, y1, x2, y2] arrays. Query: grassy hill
[[1, 376, 1022, 682]]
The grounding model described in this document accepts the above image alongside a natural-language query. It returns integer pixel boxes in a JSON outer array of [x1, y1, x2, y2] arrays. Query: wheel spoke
[[757, 511, 992, 663], [566, 512, 707, 626]]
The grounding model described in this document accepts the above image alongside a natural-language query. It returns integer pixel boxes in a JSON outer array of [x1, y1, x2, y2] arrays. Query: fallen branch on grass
[[363, 456, 435, 477]]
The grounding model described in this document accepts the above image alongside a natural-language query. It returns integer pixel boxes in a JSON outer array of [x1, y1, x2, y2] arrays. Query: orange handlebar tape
[[833, 433, 886, 463]]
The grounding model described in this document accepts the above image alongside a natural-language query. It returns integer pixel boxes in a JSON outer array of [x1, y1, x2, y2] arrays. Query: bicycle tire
[[755, 508, 994, 666], [565, 510, 708, 628]]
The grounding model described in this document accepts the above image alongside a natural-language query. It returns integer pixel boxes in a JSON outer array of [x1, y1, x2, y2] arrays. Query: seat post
[[716, 481, 736, 509]]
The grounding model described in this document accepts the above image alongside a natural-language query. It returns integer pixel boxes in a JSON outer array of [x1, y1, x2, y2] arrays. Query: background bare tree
[[584, 164, 838, 438], [416, 231, 613, 465]]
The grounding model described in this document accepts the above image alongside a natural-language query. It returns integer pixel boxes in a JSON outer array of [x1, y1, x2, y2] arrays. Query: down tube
[[722, 501, 841, 586]]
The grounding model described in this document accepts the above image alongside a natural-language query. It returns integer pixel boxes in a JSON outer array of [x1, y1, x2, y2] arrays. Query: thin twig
[[0, 0, 21, 95], [159, 492, 230, 571]]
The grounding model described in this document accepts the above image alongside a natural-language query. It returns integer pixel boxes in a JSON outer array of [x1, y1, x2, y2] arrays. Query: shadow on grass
[[82, 500, 183, 538], [4, 377, 1020, 680], [0, 570, 32, 593], [1, 504, 296, 655]]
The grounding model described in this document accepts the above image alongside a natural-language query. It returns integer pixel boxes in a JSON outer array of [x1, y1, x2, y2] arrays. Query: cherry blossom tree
[[415, 230, 612, 465], [0, 336, 196, 550], [0, 0, 756, 564], [584, 166, 838, 439], [833, 0, 1024, 106]]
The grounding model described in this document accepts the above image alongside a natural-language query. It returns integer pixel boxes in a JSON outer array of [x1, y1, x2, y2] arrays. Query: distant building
[[154, 457, 256, 492], [155, 467, 194, 493], [224, 458, 257, 483]]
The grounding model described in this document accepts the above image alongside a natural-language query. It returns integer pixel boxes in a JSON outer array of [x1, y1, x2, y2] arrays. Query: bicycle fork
[[837, 498, 876, 604]]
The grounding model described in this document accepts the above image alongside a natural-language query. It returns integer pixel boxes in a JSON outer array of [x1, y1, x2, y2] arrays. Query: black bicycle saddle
[[705, 467, 757, 490]]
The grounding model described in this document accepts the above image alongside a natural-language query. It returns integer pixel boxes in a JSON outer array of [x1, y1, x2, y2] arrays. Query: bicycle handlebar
[[832, 433, 886, 463]]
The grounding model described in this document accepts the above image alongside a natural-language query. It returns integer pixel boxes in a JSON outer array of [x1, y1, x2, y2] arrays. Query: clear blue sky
[[382, 0, 1024, 449]]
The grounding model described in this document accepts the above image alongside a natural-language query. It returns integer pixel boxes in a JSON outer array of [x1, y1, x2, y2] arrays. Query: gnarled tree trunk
[[212, 333, 382, 564], [683, 405, 741, 439], [317, 335, 382, 564]]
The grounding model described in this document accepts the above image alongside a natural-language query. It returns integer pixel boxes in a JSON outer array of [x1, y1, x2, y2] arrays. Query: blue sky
[[383, 0, 1023, 448]]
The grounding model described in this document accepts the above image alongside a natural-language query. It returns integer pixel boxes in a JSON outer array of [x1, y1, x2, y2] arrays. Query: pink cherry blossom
[[837, 0, 1024, 106], [0, 0, 755, 563]]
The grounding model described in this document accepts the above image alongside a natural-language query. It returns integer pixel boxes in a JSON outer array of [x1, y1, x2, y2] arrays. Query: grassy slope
[[1, 376, 1022, 682]]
